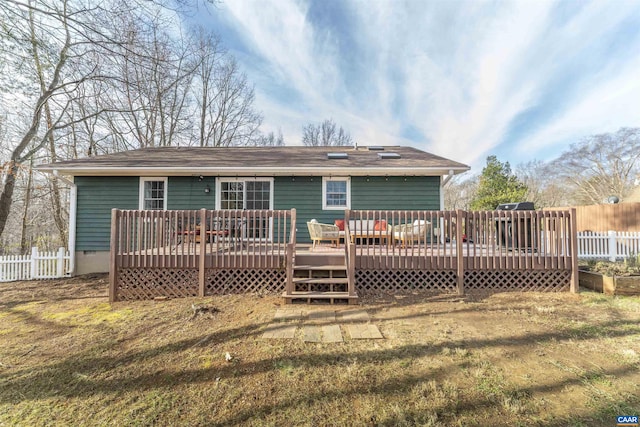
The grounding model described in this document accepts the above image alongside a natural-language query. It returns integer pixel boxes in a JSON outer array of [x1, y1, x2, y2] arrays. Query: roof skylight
[[327, 152, 349, 159], [377, 152, 401, 159]]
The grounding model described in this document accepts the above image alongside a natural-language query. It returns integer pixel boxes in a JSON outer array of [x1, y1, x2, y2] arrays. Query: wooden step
[[294, 265, 346, 271], [285, 291, 356, 298], [292, 277, 349, 285], [282, 291, 359, 305]]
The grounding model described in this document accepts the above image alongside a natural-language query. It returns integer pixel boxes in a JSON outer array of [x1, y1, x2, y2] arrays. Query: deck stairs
[[283, 251, 358, 304]]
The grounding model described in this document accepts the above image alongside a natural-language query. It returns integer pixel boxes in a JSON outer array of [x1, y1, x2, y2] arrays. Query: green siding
[[352, 176, 440, 210], [167, 176, 216, 210], [274, 176, 440, 242], [76, 175, 440, 249], [75, 176, 139, 251], [76, 176, 217, 251]]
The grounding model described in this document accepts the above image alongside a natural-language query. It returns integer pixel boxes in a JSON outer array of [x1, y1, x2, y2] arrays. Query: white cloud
[[210, 0, 640, 165]]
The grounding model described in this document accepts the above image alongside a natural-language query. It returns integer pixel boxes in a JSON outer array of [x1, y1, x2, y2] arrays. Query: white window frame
[[322, 176, 351, 210], [139, 177, 168, 210], [215, 177, 274, 210]]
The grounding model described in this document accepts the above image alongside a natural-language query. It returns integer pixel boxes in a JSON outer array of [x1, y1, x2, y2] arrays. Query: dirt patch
[[1, 276, 639, 426]]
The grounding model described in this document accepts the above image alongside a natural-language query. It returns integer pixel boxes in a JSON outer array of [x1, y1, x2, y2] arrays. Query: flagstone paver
[[339, 309, 370, 322], [303, 325, 322, 342], [321, 325, 343, 343], [274, 309, 304, 321], [346, 324, 383, 339], [262, 323, 297, 339], [308, 310, 336, 323]]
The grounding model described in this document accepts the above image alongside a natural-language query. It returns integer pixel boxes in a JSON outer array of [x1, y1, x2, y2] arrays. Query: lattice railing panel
[[117, 268, 198, 300], [205, 269, 286, 295], [464, 270, 571, 292], [356, 269, 457, 293]]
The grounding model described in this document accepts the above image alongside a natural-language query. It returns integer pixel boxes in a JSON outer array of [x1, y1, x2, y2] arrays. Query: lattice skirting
[[355, 269, 572, 295], [205, 269, 286, 295], [116, 268, 199, 300], [464, 269, 571, 292], [356, 269, 458, 294]]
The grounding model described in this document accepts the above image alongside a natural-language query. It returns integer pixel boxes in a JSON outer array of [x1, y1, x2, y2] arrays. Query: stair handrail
[[344, 209, 356, 298]]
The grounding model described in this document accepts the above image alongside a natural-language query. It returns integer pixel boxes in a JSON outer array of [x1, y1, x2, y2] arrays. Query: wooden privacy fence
[[346, 209, 578, 294], [577, 231, 640, 261], [109, 209, 296, 301], [545, 203, 640, 232], [0, 247, 71, 282]]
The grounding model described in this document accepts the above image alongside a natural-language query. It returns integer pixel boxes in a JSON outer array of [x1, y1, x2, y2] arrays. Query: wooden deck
[[109, 208, 579, 302]]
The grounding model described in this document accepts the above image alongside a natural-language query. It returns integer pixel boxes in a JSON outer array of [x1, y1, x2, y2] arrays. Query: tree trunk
[[20, 158, 34, 254], [0, 162, 19, 240]]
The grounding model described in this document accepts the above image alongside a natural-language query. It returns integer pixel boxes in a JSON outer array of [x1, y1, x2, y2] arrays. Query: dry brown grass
[[1, 275, 639, 426]]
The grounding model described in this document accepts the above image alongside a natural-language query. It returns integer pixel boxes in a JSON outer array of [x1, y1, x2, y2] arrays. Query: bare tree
[[253, 129, 285, 146], [302, 119, 353, 146], [550, 128, 640, 205], [193, 50, 262, 146], [515, 160, 570, 208], [0, 0, 266, 249], [444, 176, 477, 210]]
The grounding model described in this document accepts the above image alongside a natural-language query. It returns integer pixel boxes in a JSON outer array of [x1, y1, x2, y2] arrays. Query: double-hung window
[[139, 177, 167, 210], [322, 177, 350, 210]]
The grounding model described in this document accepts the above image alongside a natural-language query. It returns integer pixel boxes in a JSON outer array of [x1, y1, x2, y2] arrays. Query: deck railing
[[346, 209, 578, 293], [110, 208, 296, 301]]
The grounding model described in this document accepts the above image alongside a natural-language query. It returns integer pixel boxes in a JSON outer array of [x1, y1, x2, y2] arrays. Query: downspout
[[53, 170, 76, 275], [438, 170, 455, 241], [439, 170, 454, 210]]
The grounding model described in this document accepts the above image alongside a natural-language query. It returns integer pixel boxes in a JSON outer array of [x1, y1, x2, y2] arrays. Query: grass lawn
[[1, 275, 639, 426]]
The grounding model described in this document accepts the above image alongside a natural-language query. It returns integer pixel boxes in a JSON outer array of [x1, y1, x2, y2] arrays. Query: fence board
[[0, 247, 71, 282]]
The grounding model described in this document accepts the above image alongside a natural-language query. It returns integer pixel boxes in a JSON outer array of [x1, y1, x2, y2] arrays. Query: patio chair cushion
[[374, 220, 387, 231], [334, 219, 345, 231]]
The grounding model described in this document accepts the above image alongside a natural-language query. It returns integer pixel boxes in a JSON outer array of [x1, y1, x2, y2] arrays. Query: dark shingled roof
[[38, 146, 470, 176]]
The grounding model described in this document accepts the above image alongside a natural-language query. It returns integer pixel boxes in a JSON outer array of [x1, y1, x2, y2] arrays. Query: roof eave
[[37, 165, 471, 177]]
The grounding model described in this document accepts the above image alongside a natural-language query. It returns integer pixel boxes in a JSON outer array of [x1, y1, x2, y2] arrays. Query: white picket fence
[[0, 247, 71, 282], [577, 231, 640, 261]]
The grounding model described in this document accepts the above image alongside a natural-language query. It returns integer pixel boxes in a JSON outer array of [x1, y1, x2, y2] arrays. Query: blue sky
[[196, 0, 640, 171]]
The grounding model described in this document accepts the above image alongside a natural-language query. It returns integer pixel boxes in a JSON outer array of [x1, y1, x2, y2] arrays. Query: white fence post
[[608, 230, 617, 262], [30, 247, 38, 279], [57, 247, 65, 277]]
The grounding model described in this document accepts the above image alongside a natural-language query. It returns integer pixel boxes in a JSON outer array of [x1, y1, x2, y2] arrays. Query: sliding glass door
[[218, 179, 273, 240]]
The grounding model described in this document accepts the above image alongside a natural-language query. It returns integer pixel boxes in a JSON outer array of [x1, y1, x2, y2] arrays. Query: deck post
[[569, 208, 579, 293], [198, 208, 206, 297], [285, 242, 294, 297], [290, 208, 297, 244], [109, 209, 119, 303], [456, 209, 465, 295], [348, 243, 356, 299]]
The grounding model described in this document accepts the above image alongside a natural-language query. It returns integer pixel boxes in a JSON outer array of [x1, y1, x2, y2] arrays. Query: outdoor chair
[[392, 219, 429, 247], [307, 220, 340, 250]]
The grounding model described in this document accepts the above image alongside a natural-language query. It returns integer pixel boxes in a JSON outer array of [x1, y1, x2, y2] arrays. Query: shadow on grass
[[1, 316, 638, 407], [212, 362, 639, 426]]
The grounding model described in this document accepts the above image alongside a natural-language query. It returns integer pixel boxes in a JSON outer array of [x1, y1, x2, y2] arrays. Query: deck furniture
[[307, 220, 340, 250], [348, 219, 390, 245], [392, 219, 429, 247]]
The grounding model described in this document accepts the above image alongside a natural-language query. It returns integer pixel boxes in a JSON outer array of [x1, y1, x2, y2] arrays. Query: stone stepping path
[[263, 308, 382, 342], [339, 309, 370, 322], [273, 309, 304, 321], [346, 324, 384, 339], [321, 325, 343, 343], [303, 325, 322, 342], [262, 323, 297, 339], [308, 310, 336, 323]]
